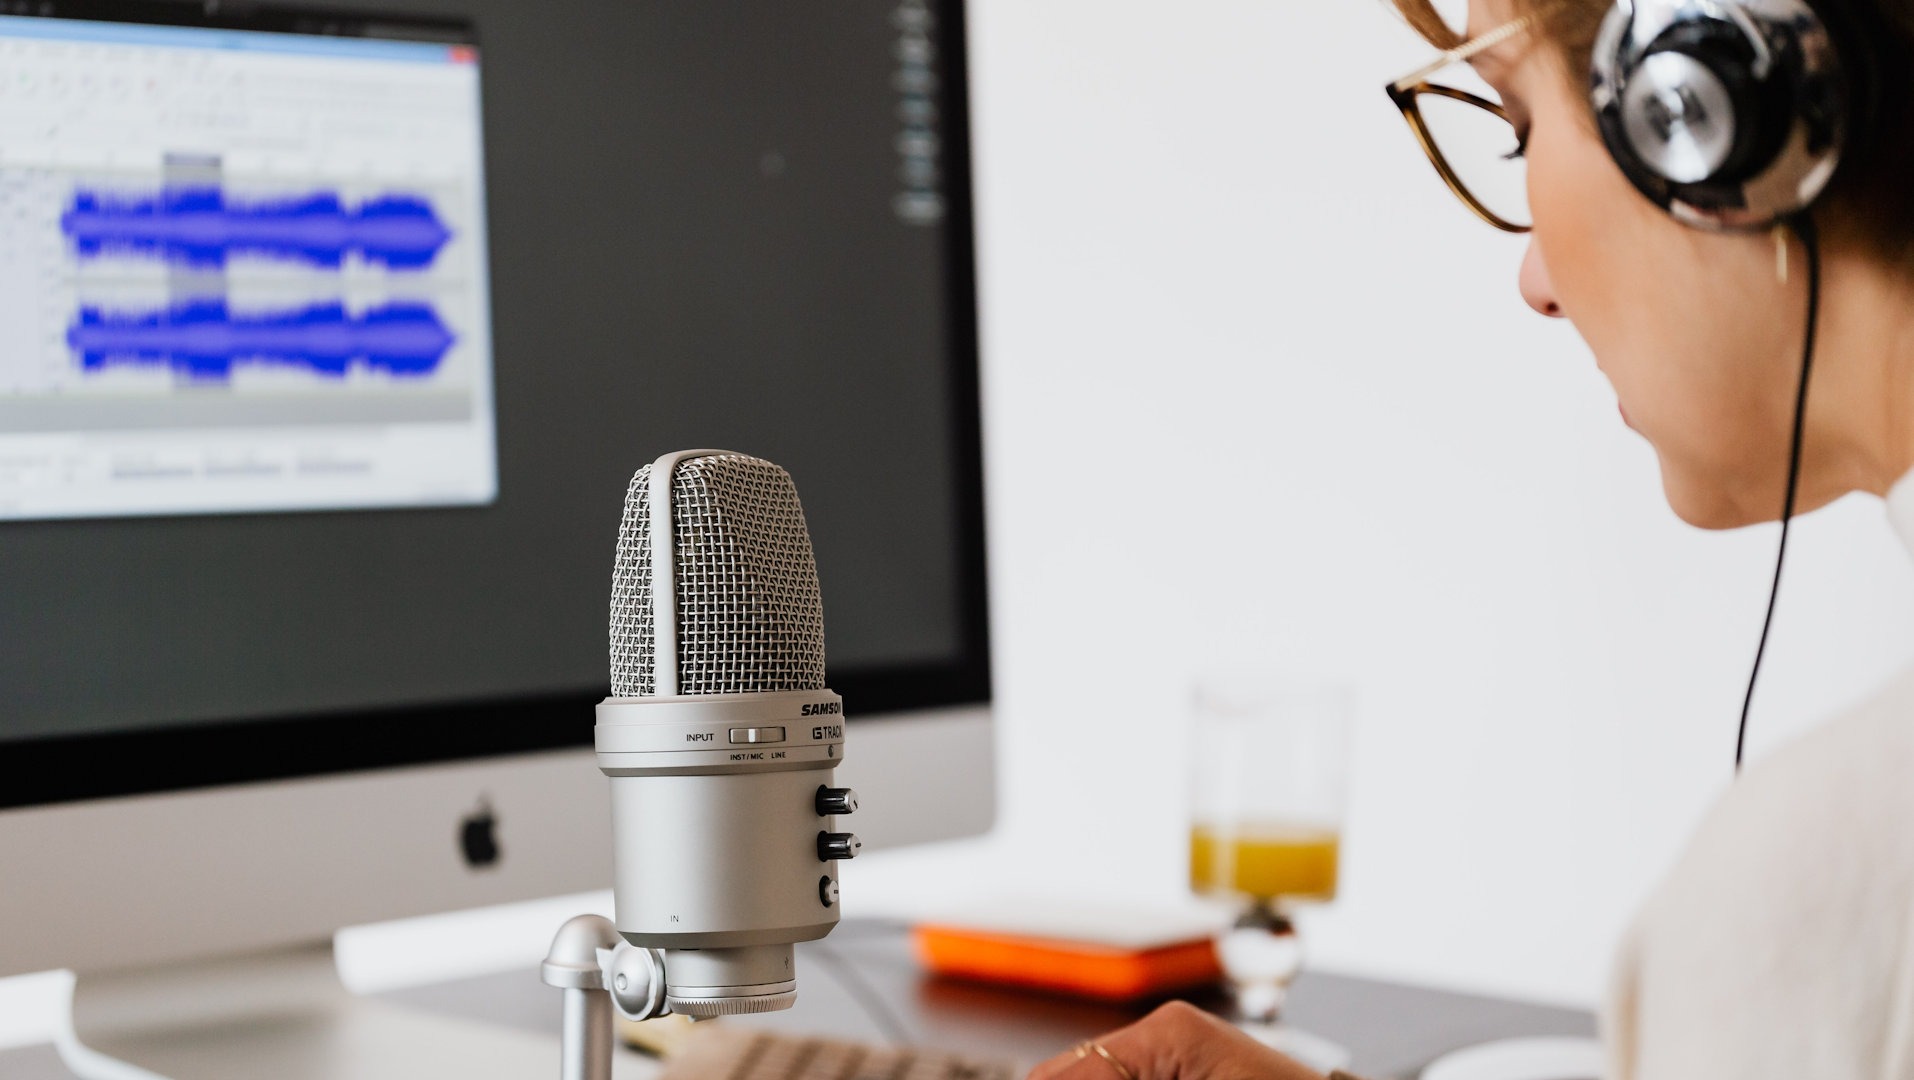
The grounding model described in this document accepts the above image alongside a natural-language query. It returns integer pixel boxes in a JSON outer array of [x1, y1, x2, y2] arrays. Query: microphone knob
[[817, 831, 862, 862], [815, 786, 859, 816]]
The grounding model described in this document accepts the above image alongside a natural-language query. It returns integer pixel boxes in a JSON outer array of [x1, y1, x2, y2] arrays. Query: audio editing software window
[[0, 15, 497, 521]]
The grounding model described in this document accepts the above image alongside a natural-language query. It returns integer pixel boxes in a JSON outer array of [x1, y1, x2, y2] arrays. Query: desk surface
[[0, 921, 1594, 1079]]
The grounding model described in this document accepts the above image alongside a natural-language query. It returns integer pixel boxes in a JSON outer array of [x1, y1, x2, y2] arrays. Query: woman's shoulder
[[1649, 659, 1914, 932], [1606, 663, 1914, 1079], [1703, 662, 1914, 866]]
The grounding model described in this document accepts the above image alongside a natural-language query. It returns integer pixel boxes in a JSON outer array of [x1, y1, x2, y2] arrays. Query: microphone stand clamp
[[543, 914, 669, 1080]]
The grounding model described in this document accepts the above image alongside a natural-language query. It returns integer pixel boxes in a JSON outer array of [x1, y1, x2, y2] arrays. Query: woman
[[1028, 0, 1914, 1075]]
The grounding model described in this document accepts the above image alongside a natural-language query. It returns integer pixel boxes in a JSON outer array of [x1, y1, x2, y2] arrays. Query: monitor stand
[[57, 942, 651, 1080]]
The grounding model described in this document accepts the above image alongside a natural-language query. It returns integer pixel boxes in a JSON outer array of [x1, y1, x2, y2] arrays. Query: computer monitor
[[0, 0, 991, 1073]]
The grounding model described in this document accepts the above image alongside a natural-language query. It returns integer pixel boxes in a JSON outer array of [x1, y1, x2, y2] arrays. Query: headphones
[[1590, 0, 1887, 768], [1590, 0, 1873, 231]]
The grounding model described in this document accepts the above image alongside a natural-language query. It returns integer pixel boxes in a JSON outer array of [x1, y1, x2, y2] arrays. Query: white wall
[[865, 0, 1914, 1008]]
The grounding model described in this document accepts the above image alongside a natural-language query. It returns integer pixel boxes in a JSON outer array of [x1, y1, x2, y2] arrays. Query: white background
[[8, 0, 1914, 1049]]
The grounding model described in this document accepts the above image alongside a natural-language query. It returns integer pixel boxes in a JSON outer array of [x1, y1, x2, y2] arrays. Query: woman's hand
[[1025, 1001, 1326, 1080]]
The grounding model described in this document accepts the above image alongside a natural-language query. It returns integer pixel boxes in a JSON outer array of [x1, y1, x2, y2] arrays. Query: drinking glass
[[1189, 675, 1353, 1072]]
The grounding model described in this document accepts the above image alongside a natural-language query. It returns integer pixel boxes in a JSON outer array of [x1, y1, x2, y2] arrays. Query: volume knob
[[817, 831, 862, 862], [815, 786, 859, 816]]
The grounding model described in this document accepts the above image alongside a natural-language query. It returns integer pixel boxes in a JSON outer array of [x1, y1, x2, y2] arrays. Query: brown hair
[[1387, 0, 1914, 257], [1388, 0, 1603, 78]]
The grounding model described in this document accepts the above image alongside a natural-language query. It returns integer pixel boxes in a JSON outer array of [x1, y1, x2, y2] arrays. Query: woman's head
[[1393, 0, 1914, 528]]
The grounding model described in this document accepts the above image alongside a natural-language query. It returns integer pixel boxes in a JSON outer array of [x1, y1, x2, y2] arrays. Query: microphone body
[[596, 450, 855, 1017]]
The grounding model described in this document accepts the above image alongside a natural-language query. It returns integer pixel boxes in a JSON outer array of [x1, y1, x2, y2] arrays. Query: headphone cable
[[1736, 212, 1821, 772]]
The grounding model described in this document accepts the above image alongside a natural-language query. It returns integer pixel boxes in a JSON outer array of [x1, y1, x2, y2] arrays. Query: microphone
[[595, 449, 859, 1018]]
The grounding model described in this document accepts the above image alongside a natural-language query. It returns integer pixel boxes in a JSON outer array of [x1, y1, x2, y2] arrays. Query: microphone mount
[[542, 914, 667, 1080]]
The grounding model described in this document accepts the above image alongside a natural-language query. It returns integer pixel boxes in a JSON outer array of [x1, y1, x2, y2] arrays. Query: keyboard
[[657, 1026, 1020, 1080]]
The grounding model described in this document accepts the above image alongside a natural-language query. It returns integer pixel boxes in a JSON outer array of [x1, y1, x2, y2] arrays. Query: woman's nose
[[1519, 239, 1564, 318]]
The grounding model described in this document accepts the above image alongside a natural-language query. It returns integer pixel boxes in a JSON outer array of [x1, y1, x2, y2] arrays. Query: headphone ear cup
[[1641, 22, 1790, 182], [1590, 0, 1852, 230], [1592, 21, 1680, 211]]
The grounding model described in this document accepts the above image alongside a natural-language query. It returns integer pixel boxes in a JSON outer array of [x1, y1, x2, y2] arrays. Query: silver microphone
[[596, 449, 858, 1018]]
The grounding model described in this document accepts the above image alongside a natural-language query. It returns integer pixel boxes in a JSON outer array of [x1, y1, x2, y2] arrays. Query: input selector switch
[[815, 786, 859, 816], [817, 831, 862, 861]]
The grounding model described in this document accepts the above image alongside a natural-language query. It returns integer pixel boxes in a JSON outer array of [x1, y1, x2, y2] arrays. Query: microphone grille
[[609, 453, 827, 696]]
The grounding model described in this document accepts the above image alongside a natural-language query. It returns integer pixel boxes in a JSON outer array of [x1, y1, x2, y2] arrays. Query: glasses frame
[[1386, 16, 1534, 234]]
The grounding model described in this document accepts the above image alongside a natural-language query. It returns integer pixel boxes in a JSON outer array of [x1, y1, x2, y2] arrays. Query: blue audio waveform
[[61, 187, 453, 269], [68, 300, 456, 380]]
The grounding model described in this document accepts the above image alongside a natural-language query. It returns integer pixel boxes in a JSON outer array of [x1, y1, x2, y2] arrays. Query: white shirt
[[1603, 474, 1914, 1079]]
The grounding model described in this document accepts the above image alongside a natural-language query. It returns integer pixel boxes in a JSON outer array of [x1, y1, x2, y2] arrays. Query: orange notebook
[[913, 902, 1223, 1002]]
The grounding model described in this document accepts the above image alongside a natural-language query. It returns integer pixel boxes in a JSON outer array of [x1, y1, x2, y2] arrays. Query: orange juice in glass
[[1189, 822, 1341, 902], [1188, 675, 1352, 1072]]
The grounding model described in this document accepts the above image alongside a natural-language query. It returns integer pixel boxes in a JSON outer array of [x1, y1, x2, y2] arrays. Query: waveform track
[[62, 187, 453, 269], [68, 300, 456, 380]]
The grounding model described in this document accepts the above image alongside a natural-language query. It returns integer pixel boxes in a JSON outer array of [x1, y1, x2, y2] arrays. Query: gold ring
[[1074, 1041, 1136, 1080]]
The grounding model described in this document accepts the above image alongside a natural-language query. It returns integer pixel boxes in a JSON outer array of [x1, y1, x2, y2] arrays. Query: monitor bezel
[[0, 0, 991, 812]]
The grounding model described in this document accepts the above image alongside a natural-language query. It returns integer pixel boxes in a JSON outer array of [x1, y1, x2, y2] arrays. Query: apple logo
[[460, 797, 502, 870]]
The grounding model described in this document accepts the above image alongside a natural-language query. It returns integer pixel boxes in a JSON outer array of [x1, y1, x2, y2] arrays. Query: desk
[[0, 921, 1594, 1079]]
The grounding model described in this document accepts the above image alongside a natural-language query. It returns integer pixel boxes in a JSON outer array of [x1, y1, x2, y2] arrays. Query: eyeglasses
[[1386, 16, 1533, 233]]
